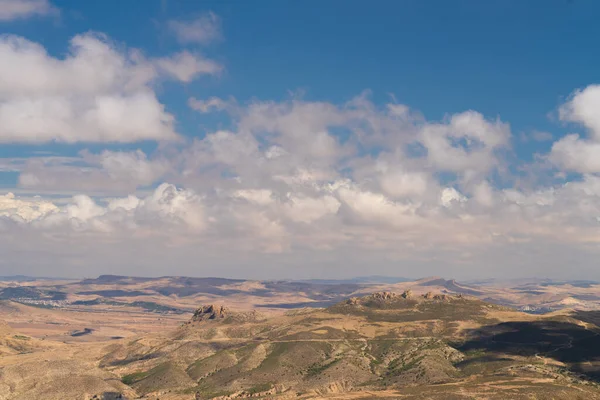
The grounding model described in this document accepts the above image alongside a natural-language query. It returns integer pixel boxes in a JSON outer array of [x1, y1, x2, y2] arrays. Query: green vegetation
[[463, 349, 487, 359], [121, 371, 149, 385], [120, 362, 170, 385], [306, 357, 341, 376], [247, 382, 273, 394], [72, 298, 185, 313], [186, 350, 238, 380], [13, 335, 30, 340], [0, 287, 42, 299], [259, 342, 292, 369], [387, 355, 425, 375], [25, 303, 58, 309], [184, 386, 234, 398], [71, 299, 102, 305], [129, 301, 183, 313]]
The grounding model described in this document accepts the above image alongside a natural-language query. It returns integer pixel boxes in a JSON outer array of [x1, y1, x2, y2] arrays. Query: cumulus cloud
[[440, 187, 467, 208], [16, 150, 169, 194], [155, 51, 222, 82], [0, 33, 221, 143], [0, 0, 56, 21], [168, 12, 221, 45], [234, 189, 275, 206], [7, 76, 600, 278], [420, 111, 510, 175], [559, 85, 600, 140], [282, 193, 340, 224], [0, 192, 57, 221], [239, 99, 348, 165], [1, 183, 206, 234], [548, 85, 600, 173], [549, 134, 600, 173], [378, 167, 429, 199]]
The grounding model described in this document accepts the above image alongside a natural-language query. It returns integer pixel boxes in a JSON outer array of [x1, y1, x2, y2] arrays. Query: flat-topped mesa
[[350, 291, 469, 305], [341, 291, 415, 309], [336, 291, 472, 312], [191, 304, 229, 322]]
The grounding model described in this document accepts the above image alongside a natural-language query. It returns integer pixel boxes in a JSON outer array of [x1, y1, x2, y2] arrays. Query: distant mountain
[[297, 275, 412, 284], [0, 275, 37, 282], [0, 275, 66, 282], [351, 275, 413, 284], [5, 274, 600, 316], [415, 277, 485, 296]]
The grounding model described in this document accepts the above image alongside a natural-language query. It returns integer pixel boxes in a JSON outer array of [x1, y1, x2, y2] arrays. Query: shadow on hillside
[[571, 310, 600, 326], [454, 313, 600, 381]]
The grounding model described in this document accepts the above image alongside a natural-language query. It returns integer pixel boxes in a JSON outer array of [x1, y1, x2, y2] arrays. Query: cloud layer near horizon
[[2, 18, 600, 279]]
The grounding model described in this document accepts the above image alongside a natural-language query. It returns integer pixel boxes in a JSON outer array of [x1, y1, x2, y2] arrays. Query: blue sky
[[8, 1, 598, 145], [1, 0, 600, 279]]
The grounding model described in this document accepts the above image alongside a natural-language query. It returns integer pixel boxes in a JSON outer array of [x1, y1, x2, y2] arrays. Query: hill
[[4, 278, 600, 399], [97, 292, 600, 399]]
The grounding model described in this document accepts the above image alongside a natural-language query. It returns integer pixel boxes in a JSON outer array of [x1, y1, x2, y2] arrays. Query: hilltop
[[93, 292, 600, 399]]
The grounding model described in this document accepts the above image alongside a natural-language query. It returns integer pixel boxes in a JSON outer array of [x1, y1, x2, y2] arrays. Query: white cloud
[[16, 150, 169, 193], [549, 134, 600, 173], [155, 51, 221, 82], [337, 183, 419, 227], [548, 86, 600, 174], [9, 81, 600, 278], [440, 187, 466, 208], [559, 85, 600, 140], [168, 12, 221, 45], [188, 96, 232, 113], [2, 183, 206, 234], [0, 0, 56, 21], [135, 183, 206, 232], [234, 189, 274, 206], [107, 195, 140, 212], [378, 166, 429, 199], [420, 111, 510, 174], [0, 33, 221, 143], [95, 150, 169, 185], [239, 100, 348, 164], [471, 181, 495, 208], [0, 192, 57, 221], [199, 130, 259, 166], [282, 193, 340, 223]]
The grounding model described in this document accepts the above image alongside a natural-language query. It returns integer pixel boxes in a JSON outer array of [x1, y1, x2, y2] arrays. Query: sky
[[0, 0, 600, 280]]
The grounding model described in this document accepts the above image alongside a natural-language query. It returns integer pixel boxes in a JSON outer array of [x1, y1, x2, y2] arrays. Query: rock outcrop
[[370, 291, 397, 301], [191, 305, 229, 322], [345, 297, 360, 305]]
